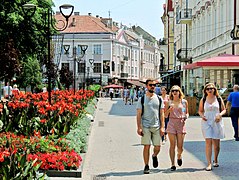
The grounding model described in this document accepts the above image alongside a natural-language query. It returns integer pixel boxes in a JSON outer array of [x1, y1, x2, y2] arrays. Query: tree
[[0, 39, 20, 81], [59, 66, 73, 90], [18, 55, 43, 92], [0, 0, 55, 82]]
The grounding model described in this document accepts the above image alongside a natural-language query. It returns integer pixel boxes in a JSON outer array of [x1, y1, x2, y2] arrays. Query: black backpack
[[141, 94, 162, 117], [202, 96, 222, 112]]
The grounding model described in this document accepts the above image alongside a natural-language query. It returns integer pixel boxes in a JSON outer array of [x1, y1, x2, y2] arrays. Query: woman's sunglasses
[[206, 87, 214, 91], [171, 89, 179, 92]]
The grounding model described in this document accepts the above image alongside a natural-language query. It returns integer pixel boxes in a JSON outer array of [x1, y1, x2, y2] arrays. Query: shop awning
[[184, 54, 239, 70], [127, 80, 145, 87]]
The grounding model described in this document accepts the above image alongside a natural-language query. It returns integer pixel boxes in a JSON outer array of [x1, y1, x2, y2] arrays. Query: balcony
[[230, 25, 239, 40], [159, 64, 168, 73], [158, 38, 167, 45], [123, 55, 128, 61], [176, 48, 192, 62], [141, 59, 146, 64], [178, 9, 192, 24], [120, 73, 128, 78]]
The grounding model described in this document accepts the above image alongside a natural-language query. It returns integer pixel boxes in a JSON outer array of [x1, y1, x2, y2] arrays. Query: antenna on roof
[[108, 10, 111, 18]]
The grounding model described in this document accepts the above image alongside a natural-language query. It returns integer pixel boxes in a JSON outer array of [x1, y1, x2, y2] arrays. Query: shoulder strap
[[141, 95, 145, 116], [202, 97, 206, 107], [157, 95, 162, 119], [217, 97, 222, 112]]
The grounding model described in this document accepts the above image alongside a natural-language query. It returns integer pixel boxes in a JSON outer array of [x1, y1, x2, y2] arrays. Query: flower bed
[[0, 89, 97, 179]]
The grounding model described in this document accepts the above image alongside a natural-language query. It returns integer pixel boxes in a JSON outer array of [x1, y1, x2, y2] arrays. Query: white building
[[174, 0, 239, 96], [54, 12, 161, 90]]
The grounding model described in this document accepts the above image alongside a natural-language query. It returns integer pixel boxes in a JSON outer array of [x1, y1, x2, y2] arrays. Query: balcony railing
[[159, 64, 168, 73], [141, 59, 146, 64], [158, 38, 167, 45], [178, 9, 192, 24], [176, 48, 192, 62], [123, 55, 128, 61], [120, 73, 128, 78]]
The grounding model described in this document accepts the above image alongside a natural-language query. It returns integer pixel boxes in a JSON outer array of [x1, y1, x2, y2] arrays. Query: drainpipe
[[167, 3, 170, 89], [232, 0, 236, 55]]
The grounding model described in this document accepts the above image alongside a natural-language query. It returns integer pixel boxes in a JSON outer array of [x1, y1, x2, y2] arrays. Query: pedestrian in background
[[12, 84, 20, 95], [155, 84, 161, 95], [198, 83, 226, 171], [136, 78, 165, 174], [165, 85, 188, 171], [161, 86, 169, 144], [226, 84, 239, 141], [3, 82, 12, 99], [109, 87, 114, 100], [129, 86, 135, 105], [123, 87, 129, 105]]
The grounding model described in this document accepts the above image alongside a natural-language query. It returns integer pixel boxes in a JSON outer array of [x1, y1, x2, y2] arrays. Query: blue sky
[[53, 0, 165, 39]]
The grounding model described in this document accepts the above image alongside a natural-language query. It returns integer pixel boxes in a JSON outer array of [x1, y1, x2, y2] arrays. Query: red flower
[[40, 119, 47, 123], [0, 153, 4, 162]]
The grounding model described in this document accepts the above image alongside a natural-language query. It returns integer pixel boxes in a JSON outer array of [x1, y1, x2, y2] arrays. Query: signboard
[[103, 60, 110, 73]]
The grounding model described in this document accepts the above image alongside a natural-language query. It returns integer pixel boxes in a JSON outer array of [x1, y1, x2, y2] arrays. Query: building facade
[[166, 0, 239, 96], [54, 12, 161, 90]]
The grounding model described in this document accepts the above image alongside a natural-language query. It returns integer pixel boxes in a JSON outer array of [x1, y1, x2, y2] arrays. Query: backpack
[[202, 96, 222, 112], [141, 94, 162, 117]]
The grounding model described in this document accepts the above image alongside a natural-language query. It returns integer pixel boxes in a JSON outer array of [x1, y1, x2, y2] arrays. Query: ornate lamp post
[[87, 59, 95, 89], [64, 43, 88, 94], [23, 3, 74, 104]]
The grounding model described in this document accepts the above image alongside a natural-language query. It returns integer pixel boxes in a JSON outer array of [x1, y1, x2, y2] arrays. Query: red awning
[[184, 54, 239, 70]]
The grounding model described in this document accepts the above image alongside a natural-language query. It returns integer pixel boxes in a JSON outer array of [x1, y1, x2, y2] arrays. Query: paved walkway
[[51, 98, 239, 180]]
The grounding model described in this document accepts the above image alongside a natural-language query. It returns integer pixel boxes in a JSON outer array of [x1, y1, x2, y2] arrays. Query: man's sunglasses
[[171, 89, 179, 92], [206, 87, 214, 91], [148, 84, 156, 87]]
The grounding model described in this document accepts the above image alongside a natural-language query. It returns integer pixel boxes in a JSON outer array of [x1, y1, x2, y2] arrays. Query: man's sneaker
[[143, 165, 150, 174], [152, 155, 158, 168]]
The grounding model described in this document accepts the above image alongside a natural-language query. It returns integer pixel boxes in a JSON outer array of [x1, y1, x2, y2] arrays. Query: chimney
[[101, 18, 113, 29], [88, 13, 92, 16], [74, 12, 80, 15], [72, 18, 76, 27]]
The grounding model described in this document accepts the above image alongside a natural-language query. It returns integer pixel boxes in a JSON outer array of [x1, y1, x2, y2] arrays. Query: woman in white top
[[198, 83, 226, 171]]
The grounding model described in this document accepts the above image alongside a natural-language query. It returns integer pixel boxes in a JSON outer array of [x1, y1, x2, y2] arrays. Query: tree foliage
[[59, 66, 73, 90], [18, 55, 42, 91], [0, 0, 55, 83]]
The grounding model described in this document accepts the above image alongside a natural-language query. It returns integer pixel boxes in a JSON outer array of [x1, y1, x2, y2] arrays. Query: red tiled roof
[[54, 14, 115, 33]]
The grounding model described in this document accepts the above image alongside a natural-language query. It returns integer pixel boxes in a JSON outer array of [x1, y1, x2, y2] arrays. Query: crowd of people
[[1, 82, 20, 100], [135, 78, 238, 174]]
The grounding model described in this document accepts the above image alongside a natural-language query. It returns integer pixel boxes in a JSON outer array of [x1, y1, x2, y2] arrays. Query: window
[[93, 44, 102, 54], [131, 67, 134, 77], [78, 63, 85, 73], [94, 63, 101, 73]]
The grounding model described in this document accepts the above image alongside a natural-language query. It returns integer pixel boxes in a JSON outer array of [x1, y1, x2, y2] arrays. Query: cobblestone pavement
[[53, 98, 239, 180]]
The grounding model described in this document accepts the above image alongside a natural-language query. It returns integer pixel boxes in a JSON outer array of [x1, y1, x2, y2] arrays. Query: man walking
[[3, 82, 12, 99], [136, 78, 165, 174], [226, 84, 239, 141]]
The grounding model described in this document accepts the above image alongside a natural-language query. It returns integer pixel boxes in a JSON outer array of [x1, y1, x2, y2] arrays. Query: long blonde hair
[[169, 85, 185, 100]]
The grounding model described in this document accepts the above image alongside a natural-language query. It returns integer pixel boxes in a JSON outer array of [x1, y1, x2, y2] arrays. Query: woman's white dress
[[201, 99, 225, 139]]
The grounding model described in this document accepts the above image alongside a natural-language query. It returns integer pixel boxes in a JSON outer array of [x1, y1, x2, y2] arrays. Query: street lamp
[[23, 3, 74, 104], [86, 59, 95, 89], [63, 43, 88, 94]]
